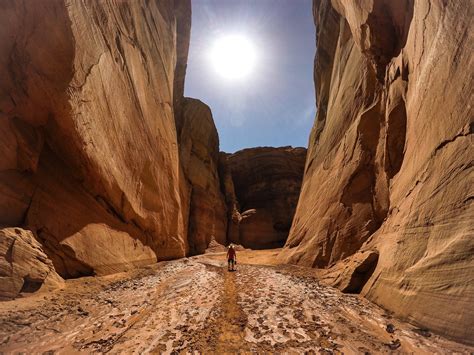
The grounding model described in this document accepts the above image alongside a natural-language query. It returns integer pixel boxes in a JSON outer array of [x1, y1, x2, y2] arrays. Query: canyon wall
[[222, 147, 306, 249], [0, 0, 305, 295], [0, 0, 192, 279], [280, 0, 473, 343], [177, 98, 227, 255]]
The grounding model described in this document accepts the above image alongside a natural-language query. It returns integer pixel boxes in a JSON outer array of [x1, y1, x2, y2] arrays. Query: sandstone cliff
[[222, 147, 306, 249], [0, 0, 192, 278], [177, 98, 227, 255], [280, 0, 473, 343]]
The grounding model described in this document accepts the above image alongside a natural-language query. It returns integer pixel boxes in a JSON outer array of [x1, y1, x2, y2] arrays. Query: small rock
[[113, 320, 126, 328], [385, 323, 395, 333], [385, 339, 401, 350], [413, 328, 431, 337], [77, 307, 89, 317]]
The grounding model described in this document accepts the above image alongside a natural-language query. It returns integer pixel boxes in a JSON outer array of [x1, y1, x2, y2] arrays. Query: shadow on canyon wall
[[0, 0, 472, 345]]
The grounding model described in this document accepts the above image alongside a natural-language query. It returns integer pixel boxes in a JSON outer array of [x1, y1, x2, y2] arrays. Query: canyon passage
[[1, 0, 473, 353], [0, 251, 471, 353]]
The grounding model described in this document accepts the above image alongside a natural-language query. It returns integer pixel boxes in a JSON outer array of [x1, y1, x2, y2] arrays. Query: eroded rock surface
[[177, 98, 227, 255], [222, 147, 306, 249], [280, 0, 474, 343], [0, 0, 191, 277], [0, 253, 471, 353], [0, 228, 63, 300]]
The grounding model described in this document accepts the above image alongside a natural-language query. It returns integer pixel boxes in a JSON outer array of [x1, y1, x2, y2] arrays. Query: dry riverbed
[[0, 250, 471, 353]]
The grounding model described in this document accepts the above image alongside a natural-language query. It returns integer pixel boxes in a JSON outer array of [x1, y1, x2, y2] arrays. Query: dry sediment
[[0, 252, 471, 353]]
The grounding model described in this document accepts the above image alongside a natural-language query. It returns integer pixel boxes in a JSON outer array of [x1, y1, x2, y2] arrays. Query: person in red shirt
[[227, 244, 237, 271]]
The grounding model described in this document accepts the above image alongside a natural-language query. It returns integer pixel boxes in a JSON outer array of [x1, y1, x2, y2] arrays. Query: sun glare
[[210, 34, 257, 80]]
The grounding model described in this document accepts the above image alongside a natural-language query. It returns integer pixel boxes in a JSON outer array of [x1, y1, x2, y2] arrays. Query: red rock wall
[[177, 98, 227, 254], [223, 147, 307, 249], [0, 0, 192, 277], [280, 0, 473, 343]]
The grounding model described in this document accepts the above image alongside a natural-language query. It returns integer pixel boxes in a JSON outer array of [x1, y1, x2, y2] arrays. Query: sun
[[210, 34, 257, 80]]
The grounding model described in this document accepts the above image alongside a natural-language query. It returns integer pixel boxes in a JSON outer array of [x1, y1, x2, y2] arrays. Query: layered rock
[[0, 0, 191, 277], [177, 98, 227, 254], [280, 0, 473, 343], [0, 228, 63, 300], [222, 147, 306, 249]]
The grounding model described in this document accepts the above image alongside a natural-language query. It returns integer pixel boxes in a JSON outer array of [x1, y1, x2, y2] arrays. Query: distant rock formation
[[279, 0, 473, 343], [0, 0, 192, 278], [221, 147, 306, 249]]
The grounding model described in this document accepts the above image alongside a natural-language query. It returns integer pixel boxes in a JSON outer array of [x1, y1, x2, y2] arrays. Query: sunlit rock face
[[0, 0, 191, 277], [280, 0, 473, 343], [222, 147, 306, 249], [177, 98, 227, 255], [0, 228, 64, 300]]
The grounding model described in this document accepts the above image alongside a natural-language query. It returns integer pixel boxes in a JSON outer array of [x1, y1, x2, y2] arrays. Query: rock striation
[[222, 147, 306, 249], [177, 98, 227, 255], [0, 0, 305, 288], [0, 228, 63, 300], [280, 0, 474, 343], [0, 0, 192, 277]]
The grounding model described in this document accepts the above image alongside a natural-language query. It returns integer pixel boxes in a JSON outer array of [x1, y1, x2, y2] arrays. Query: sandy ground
[[0, 250, 472, 354]]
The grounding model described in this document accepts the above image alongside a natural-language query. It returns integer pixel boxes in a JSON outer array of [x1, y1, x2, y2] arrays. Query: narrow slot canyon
[[0, 0, 473, 353]]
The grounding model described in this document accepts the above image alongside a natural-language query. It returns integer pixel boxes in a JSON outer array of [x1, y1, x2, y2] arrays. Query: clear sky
[[184, 0, 316, 153]]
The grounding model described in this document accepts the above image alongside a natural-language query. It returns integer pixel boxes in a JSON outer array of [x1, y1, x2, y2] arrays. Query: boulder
[[0, 228, 63, 300], [320, 250, 379, 293]]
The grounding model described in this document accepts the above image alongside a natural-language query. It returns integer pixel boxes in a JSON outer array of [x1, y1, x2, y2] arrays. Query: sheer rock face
[[0, 0, 191, 277], [280, 0, 473, 343], [218, 152, 241, 244], [0, 228, 64, 300], [222, 147, 307, 249], [177, 98, 227, 255]]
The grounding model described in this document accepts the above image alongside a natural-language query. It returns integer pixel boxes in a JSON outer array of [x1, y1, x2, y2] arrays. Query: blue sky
[[184, 0, 316, 153]]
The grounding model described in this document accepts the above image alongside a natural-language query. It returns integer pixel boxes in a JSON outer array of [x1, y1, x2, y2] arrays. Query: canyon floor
[[0, 249, 471, 354]]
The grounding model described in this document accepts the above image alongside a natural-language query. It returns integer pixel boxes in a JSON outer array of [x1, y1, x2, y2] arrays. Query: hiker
[[227, 244, 237, 271]]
